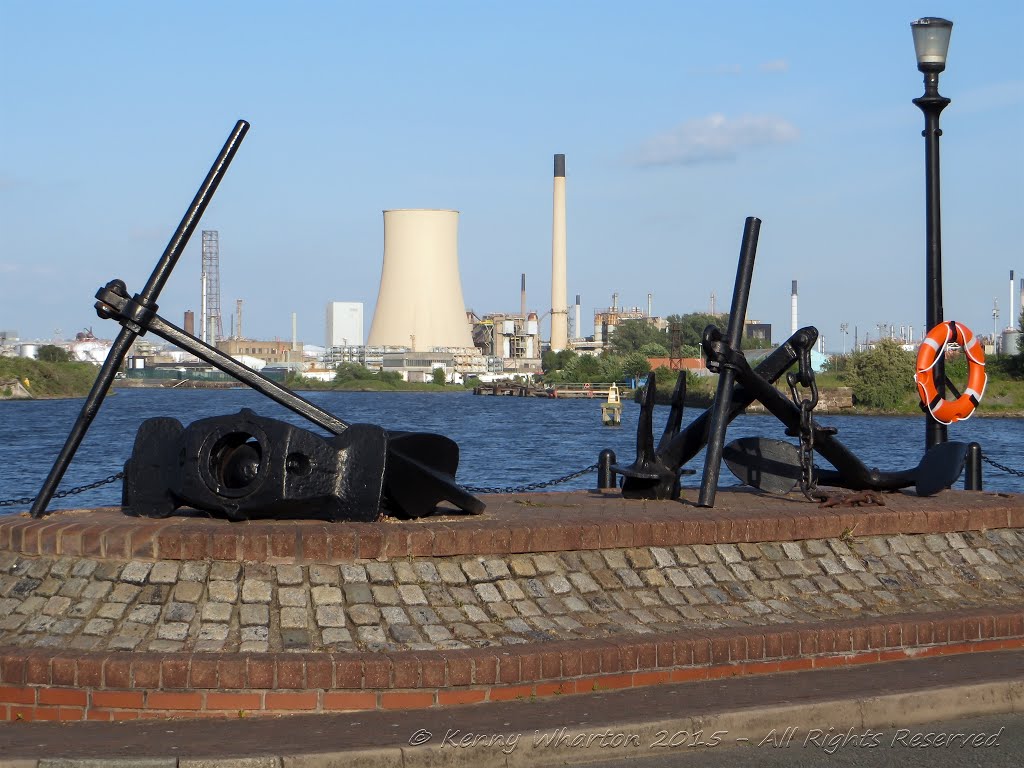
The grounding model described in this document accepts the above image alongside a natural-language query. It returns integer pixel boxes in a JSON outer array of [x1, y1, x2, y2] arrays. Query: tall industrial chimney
[[292, 312, 298, 351], [1010, 270, 1016, 330], [647, 293, 653, 318], [790, 280, 798, 335], [520, 273, 527, 319], [367, 209, 475, 350], [550, 154, 568, 352], [184, 311, 195, 337], [574, 294, 581, 341]]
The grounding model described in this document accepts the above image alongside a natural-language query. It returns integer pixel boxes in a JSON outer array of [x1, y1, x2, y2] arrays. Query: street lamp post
[[912, 16, 953, 451]]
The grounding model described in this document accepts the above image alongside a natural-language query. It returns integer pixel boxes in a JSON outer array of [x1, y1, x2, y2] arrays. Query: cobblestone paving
[[0, 530, 1022, 653]]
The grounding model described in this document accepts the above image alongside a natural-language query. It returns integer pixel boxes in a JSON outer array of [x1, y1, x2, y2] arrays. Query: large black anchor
[[30, 121, 484, 522], [612, 217, 969, 506]]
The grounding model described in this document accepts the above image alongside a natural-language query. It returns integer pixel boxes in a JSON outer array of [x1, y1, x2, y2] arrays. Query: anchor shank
[[654, 327, 816, 472], [30, 121, 250, 518], [698, 217, 760, 507], [99, 290, 349, 435]]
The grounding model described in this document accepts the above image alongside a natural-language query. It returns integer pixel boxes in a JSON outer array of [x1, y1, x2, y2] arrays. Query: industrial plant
[[4, 155, 1021, 383]]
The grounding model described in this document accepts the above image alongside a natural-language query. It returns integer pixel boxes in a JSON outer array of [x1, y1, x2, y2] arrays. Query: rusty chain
[[0, 472, 124, 509], [981, 455, 1024, 479], [462, 463, 598, 494]]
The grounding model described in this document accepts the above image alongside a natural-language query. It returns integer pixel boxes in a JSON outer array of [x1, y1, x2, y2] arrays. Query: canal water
[[1, 388, 1022, 513]]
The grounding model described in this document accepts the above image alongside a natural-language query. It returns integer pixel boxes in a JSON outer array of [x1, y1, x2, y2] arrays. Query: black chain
[[462, 463, 598, 494], [981, 455, 1024, 479], [787, 346, 819, 501], [0, 472, 124, 509]]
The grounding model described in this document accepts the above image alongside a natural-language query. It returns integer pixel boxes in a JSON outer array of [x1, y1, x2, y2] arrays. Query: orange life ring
[[914, 321, 986, 425]]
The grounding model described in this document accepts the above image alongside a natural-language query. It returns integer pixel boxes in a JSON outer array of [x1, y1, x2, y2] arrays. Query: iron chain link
[[982, 454, 1024, 479], [462, 463, 598, 494], [0, 472, 124, 509], [787, 347, 820, 501]]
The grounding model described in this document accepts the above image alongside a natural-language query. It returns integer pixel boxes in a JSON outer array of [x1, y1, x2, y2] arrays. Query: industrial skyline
[[2, 2, 1022, 351]]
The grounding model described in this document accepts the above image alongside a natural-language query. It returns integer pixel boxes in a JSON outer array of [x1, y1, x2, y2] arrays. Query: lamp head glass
[[911, 17, 953, 72]]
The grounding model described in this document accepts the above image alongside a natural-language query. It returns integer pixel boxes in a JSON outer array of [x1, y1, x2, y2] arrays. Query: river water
[[1, 389, 1022, 513]]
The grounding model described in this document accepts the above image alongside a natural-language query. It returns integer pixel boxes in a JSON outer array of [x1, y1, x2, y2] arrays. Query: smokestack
[[1011, 270, 1016, 330], [184, 311, 195, 337], [790, 280, 798, 335], [550, 154, 568, 352], [647, 293, 653, 318], [521, 273, 527, 319], [236, 299, 243, 340], [612, 292, 619, 312], [292, 312, 298, 352], [575, 294, 581, 341]]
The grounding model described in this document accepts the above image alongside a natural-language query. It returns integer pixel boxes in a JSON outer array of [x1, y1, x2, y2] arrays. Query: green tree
[[37, 345, 71, 363], [334, 362, 373, 382], [639, 342, 668, 358], [542, 348, 578, 373], [431, 367, 447, 386], [847, 339, 916, 409], [573, 354, 604, 382], [608, 319, 667, 355], [622, 352, 652, 380], [665, 313, 726, 347]]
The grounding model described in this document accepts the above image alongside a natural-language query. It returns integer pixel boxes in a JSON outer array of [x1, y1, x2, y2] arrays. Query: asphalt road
[[578, 712, 1024, 768]]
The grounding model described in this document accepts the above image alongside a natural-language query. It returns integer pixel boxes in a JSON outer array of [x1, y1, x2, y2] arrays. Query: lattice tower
[[201, 230, 223, 345]]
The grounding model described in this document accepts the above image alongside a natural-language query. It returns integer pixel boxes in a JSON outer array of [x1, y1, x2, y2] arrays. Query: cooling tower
[[550, 154, 568, 352], [367, 209, 475, 351]]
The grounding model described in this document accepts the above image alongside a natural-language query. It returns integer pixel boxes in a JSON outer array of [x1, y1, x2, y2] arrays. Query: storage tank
[[17, 343, 38, 359], [1002, 329, 1021, 356], [367, 210, 475, 351]]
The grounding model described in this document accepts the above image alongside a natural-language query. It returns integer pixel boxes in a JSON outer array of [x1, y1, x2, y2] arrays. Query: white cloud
[[759, 58, 789, 73], [632, 113, 800, 167]]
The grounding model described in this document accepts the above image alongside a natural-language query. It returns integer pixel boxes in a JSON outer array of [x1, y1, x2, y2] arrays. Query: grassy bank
[[0, 358, 98, 399]]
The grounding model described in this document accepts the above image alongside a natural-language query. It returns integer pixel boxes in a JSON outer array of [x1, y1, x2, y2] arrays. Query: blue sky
[[2, 1, 1022, 352]]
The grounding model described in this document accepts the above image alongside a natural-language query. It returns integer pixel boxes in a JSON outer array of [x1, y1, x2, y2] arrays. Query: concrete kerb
[[12, 679, 1021, 768]]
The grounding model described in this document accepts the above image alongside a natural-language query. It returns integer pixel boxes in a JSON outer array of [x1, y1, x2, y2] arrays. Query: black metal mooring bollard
[[598, 449, 617, 490], [965, 442, 982, 491]]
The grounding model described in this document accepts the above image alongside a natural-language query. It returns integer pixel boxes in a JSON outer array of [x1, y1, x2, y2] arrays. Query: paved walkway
[[1, 650, 1022, 766]]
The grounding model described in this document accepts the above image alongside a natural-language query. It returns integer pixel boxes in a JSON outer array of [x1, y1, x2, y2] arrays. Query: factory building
[[325, 302, 364, 348], [217, 338, 304, 367], [471, 313, 542, 374], [593, 293, 666, 346]]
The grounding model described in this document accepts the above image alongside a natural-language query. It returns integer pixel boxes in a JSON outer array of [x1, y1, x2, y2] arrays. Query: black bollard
[[598, 449, 617, 490], [965, 442, 982, 490]]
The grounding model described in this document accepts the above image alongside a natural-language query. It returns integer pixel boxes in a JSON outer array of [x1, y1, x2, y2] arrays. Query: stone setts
[[0, 489, 1022, 720]]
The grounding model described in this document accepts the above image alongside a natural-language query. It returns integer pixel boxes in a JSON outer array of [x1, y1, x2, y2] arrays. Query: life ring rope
[[914, 320, 987, 426]]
